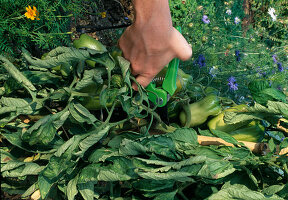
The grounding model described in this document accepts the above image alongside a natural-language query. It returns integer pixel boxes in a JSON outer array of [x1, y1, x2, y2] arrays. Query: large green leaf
[[67, 175, 79, 200], [97, 157, 136, 181], [78, 182, 95, 200], [248, 80, 287, 105], [74, 68, 105, 91], [69, 101, 97, 124], [22, 47, 105, 69], [167, 128, 198, 145], [1, 161, 44, 177], [208, 184, 284, 200], [21, 110, 69, 145], [76, 125, 110, 156], [0, 55, 36, 92]]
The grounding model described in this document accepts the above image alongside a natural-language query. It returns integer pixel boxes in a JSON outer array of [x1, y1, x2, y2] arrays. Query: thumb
[[171, 29, 192, 61], [132, 75, 154, 91]]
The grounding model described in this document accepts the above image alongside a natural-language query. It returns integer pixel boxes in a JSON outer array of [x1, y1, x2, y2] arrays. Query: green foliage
[[169, 0, 288, 104], [0, 0, 83, 57]]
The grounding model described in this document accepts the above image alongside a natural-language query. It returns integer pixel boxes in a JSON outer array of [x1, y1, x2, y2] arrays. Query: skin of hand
[[118, 0, 192, 90]]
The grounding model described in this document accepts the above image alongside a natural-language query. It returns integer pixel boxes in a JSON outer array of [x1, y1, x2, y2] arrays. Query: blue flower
[[227, 76, 238, 91], [272, 54, 277, 63], [235, 50, 241, 61], [202, 15, 210, 24], [197, 54, 206, 67], [277, 62, 284, 72], [235, 50, 240, 57]]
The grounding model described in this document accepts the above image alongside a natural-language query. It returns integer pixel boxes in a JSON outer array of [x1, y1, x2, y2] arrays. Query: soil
[[71, 0, 134, 47]]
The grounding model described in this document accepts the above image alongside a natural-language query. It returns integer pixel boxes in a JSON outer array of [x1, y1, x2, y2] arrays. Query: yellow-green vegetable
[[179, 95, 222, 127], [208, 104, 265, 142], [207, 104, 249, 133], [229, 121, 265, 142]]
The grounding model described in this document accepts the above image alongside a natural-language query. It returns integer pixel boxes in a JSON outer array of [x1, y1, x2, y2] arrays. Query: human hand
[[118, 0, 192, 90]]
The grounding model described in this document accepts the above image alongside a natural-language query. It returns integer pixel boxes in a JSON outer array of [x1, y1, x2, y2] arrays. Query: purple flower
[[259, 71, 267, 77], [272, 54, 277, 63], [227, 76, 238, 91], [197, 54, 206, 67], [277, 62, 284, 72], [202, 15, 210, 24]]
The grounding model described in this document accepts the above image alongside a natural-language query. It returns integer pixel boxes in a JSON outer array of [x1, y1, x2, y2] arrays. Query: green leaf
[[167, 128, 198, 145], [2, 161, 44, 177], [118, 56, 131, 86], [38, 175, 54, 200], [132, 179, 175, 192], [78, 182, 95, 200], [78, 163, 100, 184], [0, 97, 42, 115], [76, 125, 110, 156], [153, 190, 177, 200], [69, 101, 97, 124], [22, 47, 105, 69], [97, 157, 136, 181], [21, 110, 69, 145], [67, 175, 79, 200], [140, 136, 181, 160], [119, 138, 148, 156], [208, 184, 284, 200], [88, 148, 116, 163], [1, 150, 17, 163], [74, 68, 105, 91], [41, 135, 80, 185], [210, 129, 240, 146], [23, 70, 63, 86], [0, 55, 36, 92], [2, 130, 64, 153], [261, 88, 287, 103], [268, 138, 275, 152], [248, 80, 270, 94], [198, 159, 235, 179], [248, 80, 287, 105], [262, 185, 285, 196], [137, 171, 192, 181], [21, 183, 38, 198]]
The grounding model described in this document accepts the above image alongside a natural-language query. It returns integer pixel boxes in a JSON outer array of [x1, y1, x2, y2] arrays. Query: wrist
[[132, 0, 172, 29]]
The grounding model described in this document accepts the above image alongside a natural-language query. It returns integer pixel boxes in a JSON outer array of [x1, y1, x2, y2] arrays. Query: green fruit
[[229, 121, 265, 142], [208, 104, 265, 142], [179, 95, 222, 127], [208, 104, 249, 133], [73, 34, 107, 67]]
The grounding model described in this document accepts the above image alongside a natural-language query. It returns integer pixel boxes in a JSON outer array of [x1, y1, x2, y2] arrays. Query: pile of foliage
[[1, 34, 288, 199]]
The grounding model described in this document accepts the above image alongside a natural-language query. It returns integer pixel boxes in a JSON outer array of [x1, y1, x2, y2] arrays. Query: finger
[[135, 74, 154, 89], [171, 29, 193, 61]]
